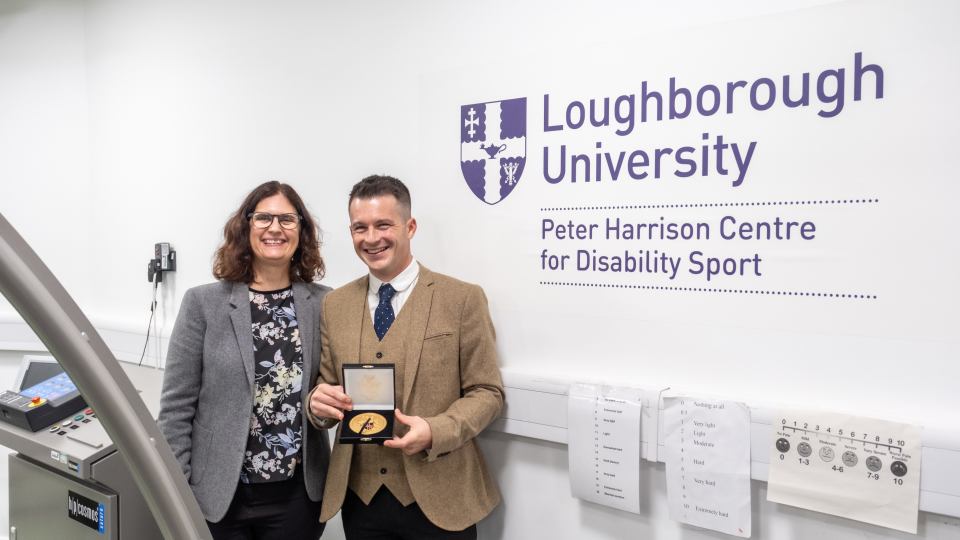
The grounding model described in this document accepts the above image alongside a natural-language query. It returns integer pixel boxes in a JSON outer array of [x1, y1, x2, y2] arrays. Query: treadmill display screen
[[18, 361, 64, 390], [21, 372, 77, 402]]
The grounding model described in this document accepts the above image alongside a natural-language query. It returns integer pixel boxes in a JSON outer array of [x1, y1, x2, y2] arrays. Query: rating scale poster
[[567, 383, 643, 513], [766, 410, 922, 533], [663, 397, 752, 537]]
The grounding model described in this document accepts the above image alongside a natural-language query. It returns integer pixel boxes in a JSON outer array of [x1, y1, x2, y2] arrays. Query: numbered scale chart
[[766, 411, 922, 534], [663, 397, 752, 538], [567, 383, 643, 514]]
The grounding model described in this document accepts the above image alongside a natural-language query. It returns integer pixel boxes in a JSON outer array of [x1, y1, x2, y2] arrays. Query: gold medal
[[349, 412, 388, 436]]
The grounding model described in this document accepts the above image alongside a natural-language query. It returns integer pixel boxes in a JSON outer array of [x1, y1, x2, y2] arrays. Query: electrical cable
[[153, 278, 162, 368], [138, 278, 159, 367]]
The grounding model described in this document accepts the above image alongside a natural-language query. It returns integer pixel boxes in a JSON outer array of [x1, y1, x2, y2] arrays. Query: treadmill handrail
[[0, 213, 213, 540]]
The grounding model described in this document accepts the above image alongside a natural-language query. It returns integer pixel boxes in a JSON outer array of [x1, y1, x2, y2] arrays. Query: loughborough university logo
[[460, 98, 526, 205]]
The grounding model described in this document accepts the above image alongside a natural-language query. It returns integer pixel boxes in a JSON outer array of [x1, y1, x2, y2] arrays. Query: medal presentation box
[[339, 364, 395, 444]]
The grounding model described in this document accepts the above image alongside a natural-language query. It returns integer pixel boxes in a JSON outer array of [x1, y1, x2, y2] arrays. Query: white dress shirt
[[367, 259, 420, 322]]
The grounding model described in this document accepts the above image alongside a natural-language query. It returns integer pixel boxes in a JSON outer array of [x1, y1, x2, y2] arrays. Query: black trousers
[[207, 470, 324, 540], [341, 487, 477, 540]]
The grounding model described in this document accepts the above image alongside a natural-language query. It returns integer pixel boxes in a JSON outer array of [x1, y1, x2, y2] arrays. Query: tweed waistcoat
[[347, 300, 415, 505]]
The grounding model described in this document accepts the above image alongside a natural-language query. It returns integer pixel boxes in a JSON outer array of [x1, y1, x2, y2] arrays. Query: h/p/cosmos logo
[[460, 98, 526, 205]]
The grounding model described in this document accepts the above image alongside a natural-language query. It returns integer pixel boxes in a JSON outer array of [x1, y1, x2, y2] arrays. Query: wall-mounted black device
[[146, 242, 176, 283]]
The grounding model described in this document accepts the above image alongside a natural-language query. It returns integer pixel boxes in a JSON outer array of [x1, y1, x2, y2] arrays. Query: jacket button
[[380, 468, 387, 474], [376, 352, 383, 359]]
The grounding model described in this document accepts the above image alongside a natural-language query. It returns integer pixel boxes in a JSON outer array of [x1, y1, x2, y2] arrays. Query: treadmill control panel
[[0, 372, 86, 432]]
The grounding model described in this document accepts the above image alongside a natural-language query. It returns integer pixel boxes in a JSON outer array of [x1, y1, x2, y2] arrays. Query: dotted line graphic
[[540, 198, 879, 212], [540, 281, 877, 299]]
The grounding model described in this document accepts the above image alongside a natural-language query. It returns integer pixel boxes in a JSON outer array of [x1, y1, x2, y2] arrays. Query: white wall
[[5, 0, 851, 336], [2, 1, 960, 539], [79, 0, 353, 336], [0, 0, 92, 313]]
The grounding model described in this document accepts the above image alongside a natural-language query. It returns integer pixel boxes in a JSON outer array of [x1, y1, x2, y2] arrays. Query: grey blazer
[[157, 280, 331, 522]]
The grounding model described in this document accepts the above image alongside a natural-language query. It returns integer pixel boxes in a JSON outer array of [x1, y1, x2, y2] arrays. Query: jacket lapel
[[292, 282, 314, 391], [228, 282, 256, 389], [402, 267, 435, 404], [344, 277, 367, 372]]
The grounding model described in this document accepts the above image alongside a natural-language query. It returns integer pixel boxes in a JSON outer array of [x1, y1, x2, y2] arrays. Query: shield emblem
[[460, 98, 526, 205]]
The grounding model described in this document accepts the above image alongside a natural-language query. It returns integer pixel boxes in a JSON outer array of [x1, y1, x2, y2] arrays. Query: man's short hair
[[349, 175, 412, 218]]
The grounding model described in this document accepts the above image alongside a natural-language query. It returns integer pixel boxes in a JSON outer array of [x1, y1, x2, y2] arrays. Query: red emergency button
[[28, 396, 46, 408]]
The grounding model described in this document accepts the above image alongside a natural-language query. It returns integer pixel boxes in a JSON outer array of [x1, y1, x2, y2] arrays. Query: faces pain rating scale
[[766, 410, 922, 533], [773, 415, 916, 483]]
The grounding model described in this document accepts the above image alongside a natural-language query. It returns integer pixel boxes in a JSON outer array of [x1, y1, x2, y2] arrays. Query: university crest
[[460, 97, 526, 205]]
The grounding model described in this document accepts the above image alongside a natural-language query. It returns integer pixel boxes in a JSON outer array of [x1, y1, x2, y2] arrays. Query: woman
[[159, 181, 329, 539]]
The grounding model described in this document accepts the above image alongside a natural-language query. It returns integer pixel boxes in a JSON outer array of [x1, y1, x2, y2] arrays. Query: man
[[307, 175, 503, 539]]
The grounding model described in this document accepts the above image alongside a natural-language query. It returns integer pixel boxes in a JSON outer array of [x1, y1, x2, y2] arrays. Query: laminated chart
[[568, 383, 643, 513], [767, 411, 921, 533], [663, 397, 752, 538]]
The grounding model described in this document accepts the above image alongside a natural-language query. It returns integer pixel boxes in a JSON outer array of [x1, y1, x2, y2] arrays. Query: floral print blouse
[[240, 287, 304, 484]]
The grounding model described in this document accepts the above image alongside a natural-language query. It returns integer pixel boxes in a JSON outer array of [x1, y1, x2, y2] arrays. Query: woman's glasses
[[247, 212, 301, 230]]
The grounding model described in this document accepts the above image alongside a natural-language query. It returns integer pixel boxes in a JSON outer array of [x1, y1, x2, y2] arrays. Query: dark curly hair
[[213, 181, 325, 283]]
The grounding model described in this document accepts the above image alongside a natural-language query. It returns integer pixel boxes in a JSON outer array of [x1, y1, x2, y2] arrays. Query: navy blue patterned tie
[[374, 283, 396, 340]]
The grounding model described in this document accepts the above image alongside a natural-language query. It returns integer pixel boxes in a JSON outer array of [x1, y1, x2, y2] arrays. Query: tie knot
[[378, 283, 396, 302]]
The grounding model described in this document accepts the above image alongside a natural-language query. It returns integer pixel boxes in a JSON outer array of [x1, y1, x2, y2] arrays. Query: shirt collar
[[368, 259, 420, 295]]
